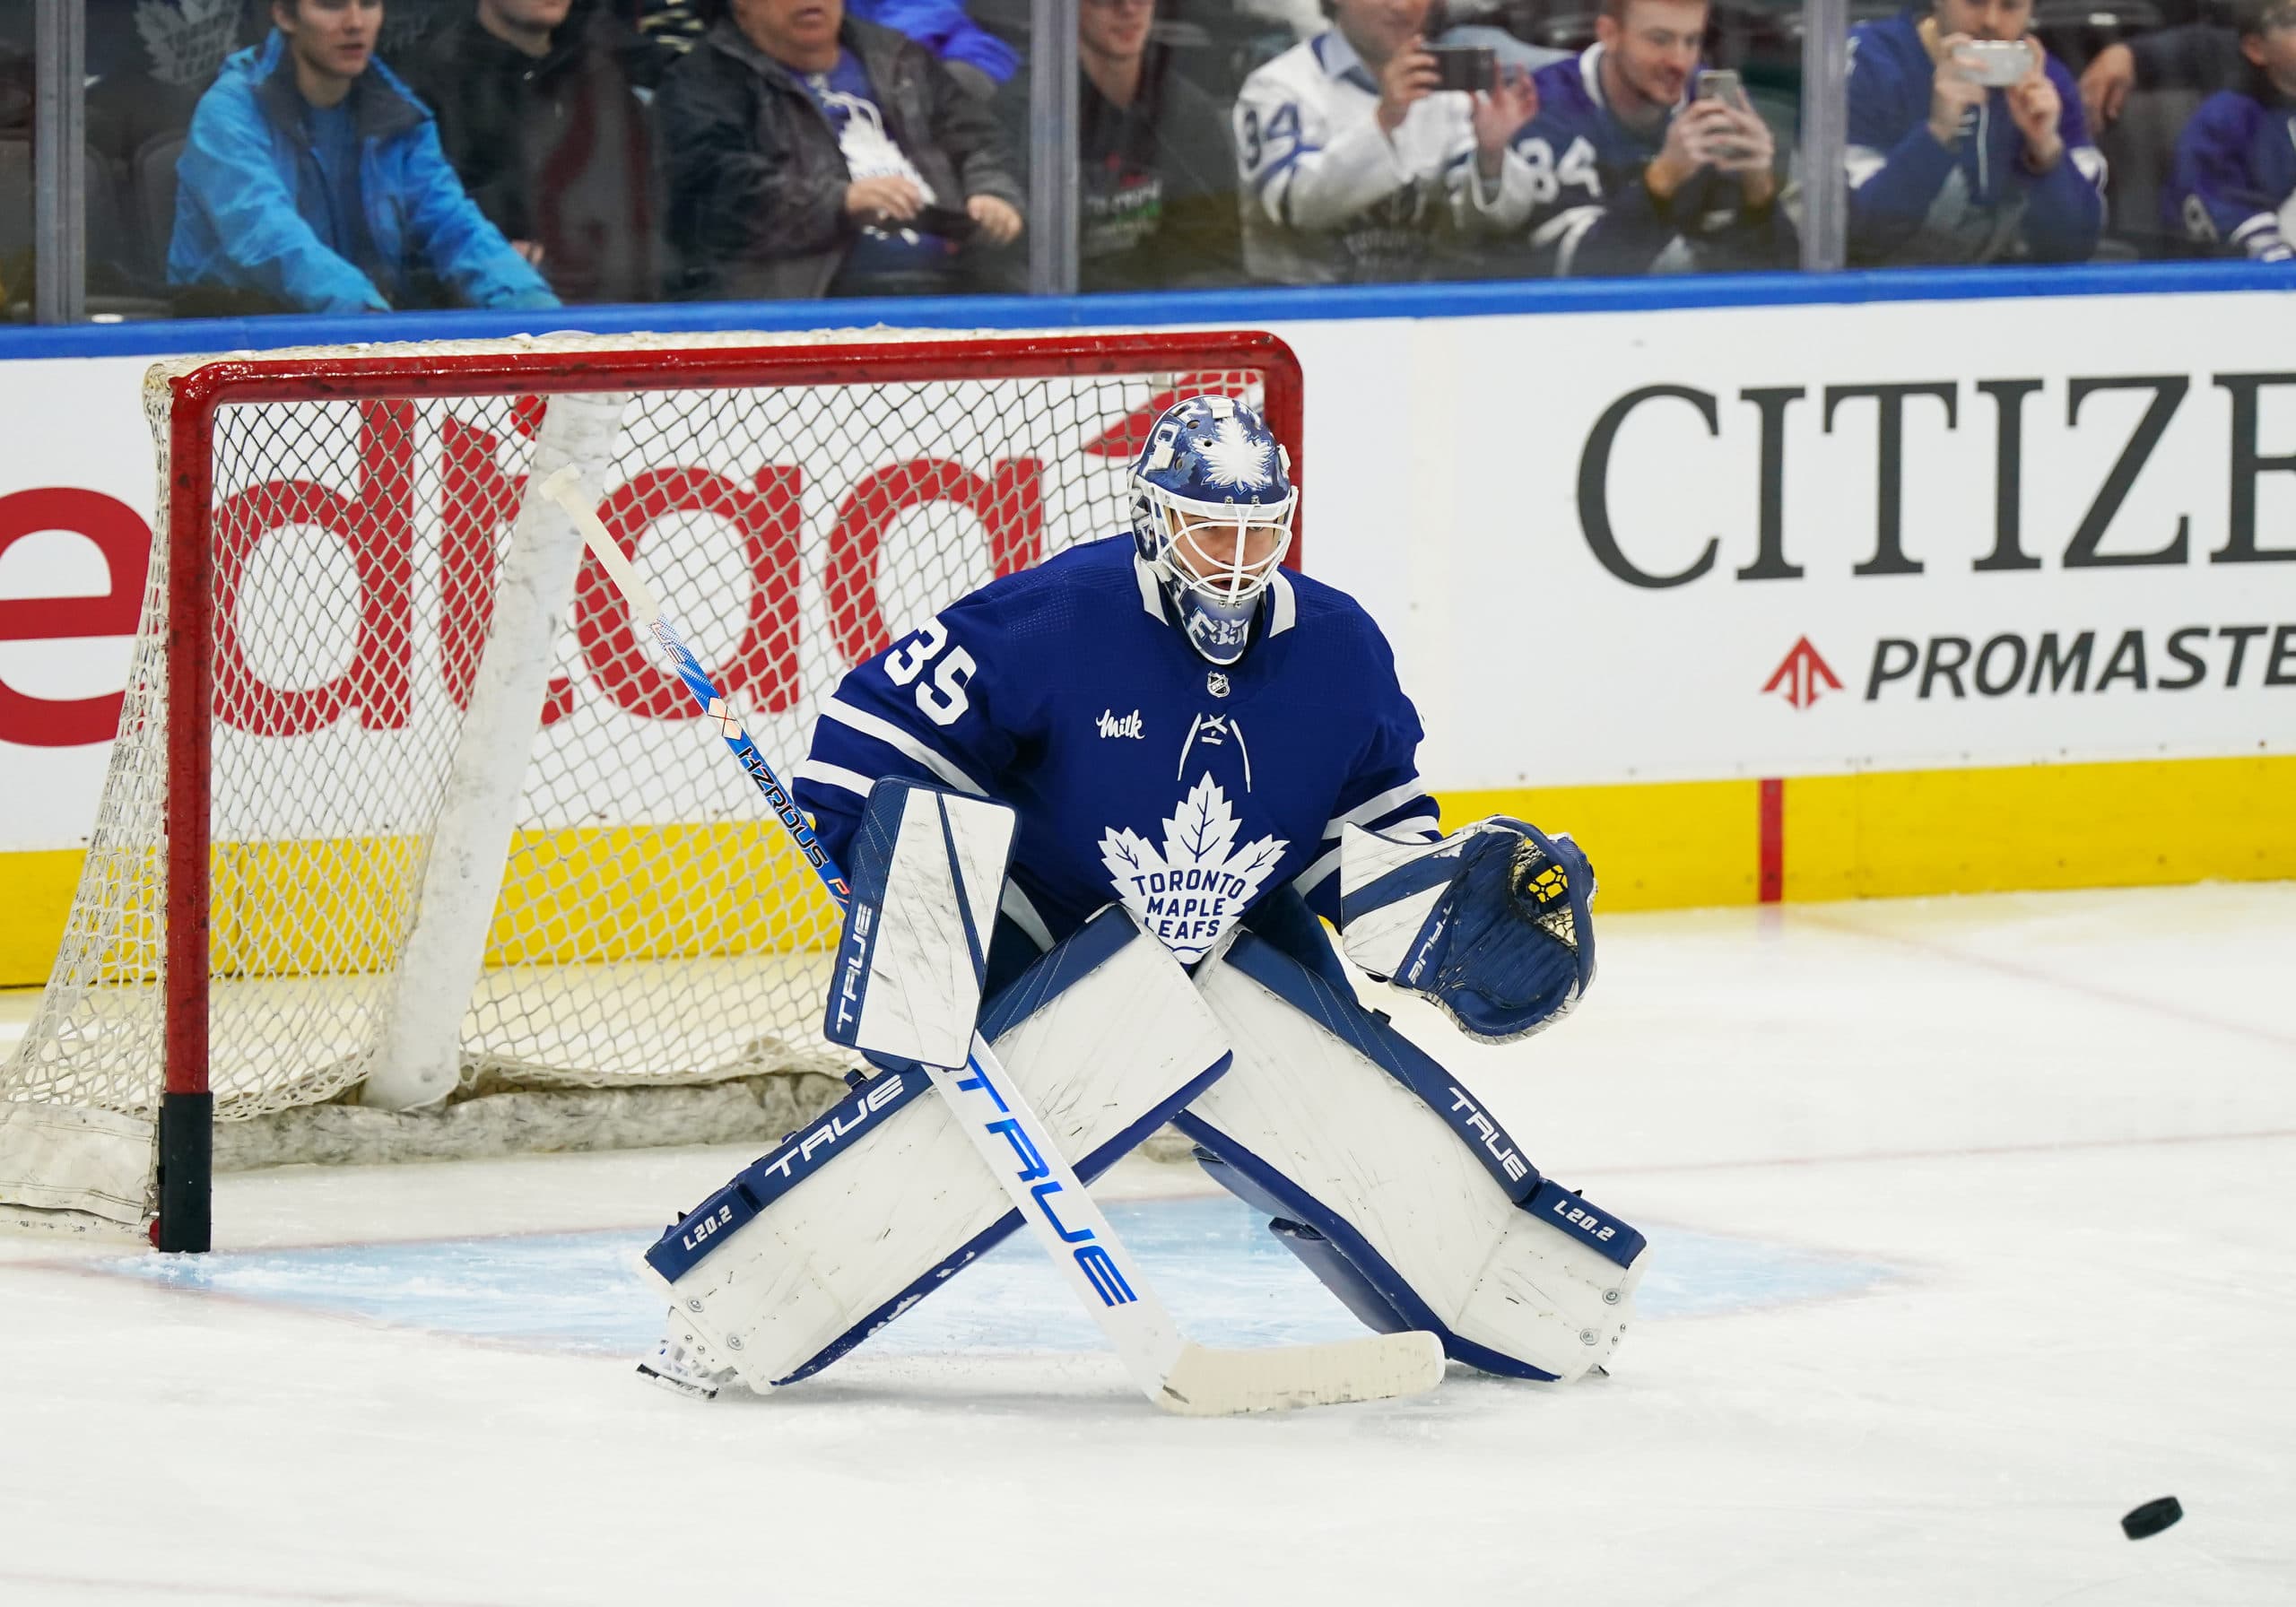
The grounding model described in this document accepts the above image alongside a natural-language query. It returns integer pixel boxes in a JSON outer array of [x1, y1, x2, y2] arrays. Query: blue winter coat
[[169, 31, 561, 313], [1844, 8, 2104, 265]]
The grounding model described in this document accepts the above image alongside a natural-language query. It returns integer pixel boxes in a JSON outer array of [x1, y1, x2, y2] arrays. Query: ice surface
[[3, 882, 2292, 1605]]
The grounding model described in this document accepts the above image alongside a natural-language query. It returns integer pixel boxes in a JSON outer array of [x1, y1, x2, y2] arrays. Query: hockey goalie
[[635, 394, 1647, 1403]]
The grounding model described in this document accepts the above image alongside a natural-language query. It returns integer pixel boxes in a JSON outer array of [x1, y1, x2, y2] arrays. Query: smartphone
[[909, 203, 979, 241], [1696, 69, 1749, 111], [1954, 39, 2035, 86], [1424, 44, 1498, 94]]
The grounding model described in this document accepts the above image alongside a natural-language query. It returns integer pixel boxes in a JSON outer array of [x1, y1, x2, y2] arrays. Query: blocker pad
[[823, 778, 1017, 1070]]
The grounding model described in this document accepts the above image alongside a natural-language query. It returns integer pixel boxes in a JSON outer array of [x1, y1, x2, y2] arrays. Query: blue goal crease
[[90, 1198, 1903, 1360]]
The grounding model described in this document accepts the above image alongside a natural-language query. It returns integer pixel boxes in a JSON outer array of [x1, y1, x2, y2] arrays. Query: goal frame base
[[156, 1090, 212, 1252]]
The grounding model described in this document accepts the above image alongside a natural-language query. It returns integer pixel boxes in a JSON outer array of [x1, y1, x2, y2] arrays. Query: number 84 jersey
[[1470, 46, 1786, 277], [792, 535, 1440, 965]]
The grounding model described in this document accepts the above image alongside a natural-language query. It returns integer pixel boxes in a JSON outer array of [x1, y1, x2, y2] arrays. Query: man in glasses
[[2168, 0, 2296, 259]]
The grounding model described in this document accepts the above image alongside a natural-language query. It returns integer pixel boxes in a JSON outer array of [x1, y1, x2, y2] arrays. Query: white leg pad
[[644, 909, 1231, 1391], [1178, 932, 1644, 1382]]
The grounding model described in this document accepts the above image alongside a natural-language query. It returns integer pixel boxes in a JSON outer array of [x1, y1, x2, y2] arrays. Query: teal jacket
[[169, 32, 560, 313]]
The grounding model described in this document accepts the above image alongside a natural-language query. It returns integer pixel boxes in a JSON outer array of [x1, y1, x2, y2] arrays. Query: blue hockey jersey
[[2166, 79, 2296, 260], [1844, 9, 2105, 265], [793, 536, 1440, 965], [1467, 46, 1793, 276]]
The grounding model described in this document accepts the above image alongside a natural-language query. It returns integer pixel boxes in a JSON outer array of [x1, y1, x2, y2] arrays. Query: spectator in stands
[[612, 0, 706, 76], [0, 42, 27, 131], [848, 0, 1019, 97], [170, 0, 560, 312], [2080, 25, 2243, 132], [1459, 0, 1792, 275], [658, 0, 1022, 300], [1845, 0, 2106, 265], [1233, 0, 1543, 282], [2165, 0, 2296, 259], [0, 45, 23, 307], [406, 0, 658, 303], [1242, 0, 1565, 74], [996, 0, 1239, 289]]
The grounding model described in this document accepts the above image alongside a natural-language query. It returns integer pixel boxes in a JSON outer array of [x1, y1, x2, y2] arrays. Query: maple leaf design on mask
[[1195, 414, 1275, 491]]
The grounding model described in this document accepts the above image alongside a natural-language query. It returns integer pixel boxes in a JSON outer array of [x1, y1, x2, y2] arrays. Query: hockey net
[[0, 327, 1301, 1238]]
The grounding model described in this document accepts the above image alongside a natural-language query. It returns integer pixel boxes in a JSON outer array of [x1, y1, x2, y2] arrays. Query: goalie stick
[[539, 465, 1442, 1415]]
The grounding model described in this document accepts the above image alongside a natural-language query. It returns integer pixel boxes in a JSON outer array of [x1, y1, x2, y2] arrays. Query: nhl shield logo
[[1206, 672, 1230, 698]]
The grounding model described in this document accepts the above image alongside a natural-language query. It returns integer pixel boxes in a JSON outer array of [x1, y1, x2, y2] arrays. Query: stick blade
[[1154, 1332, 1446, 1417]]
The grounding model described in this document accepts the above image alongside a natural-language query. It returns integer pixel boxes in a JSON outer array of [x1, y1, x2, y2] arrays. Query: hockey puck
[[2120, 1497, 2182, 1540]]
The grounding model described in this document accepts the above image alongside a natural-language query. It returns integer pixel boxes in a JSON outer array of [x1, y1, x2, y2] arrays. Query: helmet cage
[[1142, 483, 1299, 609], [1125, 395, 1298, 666]]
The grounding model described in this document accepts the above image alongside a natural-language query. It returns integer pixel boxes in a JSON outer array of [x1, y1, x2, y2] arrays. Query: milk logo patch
[[1096, 708, 1144, 740], [1099, 774, 1288, 962]]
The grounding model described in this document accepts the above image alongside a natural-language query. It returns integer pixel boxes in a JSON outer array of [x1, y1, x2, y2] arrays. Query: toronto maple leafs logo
[[135, 0, 242, 86], [1099, 775, 1288, 963], [1196, 415, 1274, 491]]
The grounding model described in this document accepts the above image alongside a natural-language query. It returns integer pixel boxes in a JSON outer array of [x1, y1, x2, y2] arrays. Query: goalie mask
[[1128, 395, 1298, 666]]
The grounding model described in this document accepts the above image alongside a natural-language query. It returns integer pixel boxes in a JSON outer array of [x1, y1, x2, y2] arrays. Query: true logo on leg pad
[[1446, 1085, 1535, 1189], [644, 1070, 928, 1284]]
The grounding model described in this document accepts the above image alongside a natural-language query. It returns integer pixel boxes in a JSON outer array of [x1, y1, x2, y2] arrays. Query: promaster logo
[[1764, 636, 1842, 710]]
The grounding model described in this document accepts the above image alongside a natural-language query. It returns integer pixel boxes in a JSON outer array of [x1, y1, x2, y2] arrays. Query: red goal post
[[0, 326, 1304, 1252]]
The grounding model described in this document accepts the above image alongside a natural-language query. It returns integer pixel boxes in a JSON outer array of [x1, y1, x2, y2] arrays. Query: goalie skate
[[636, 1310, 739, 1402]]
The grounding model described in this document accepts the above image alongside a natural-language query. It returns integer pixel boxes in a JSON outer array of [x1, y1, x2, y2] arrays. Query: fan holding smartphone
[[1233, 0, 1546, 284], [1839, 0, 2104, 265], [1449, 0, 1793, 277], [1648, 65, 1778, 210]]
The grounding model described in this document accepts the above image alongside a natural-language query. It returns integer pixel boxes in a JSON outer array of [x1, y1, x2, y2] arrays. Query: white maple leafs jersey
[[1234, 28, 1504, 285], [795, 535, 1439, 965]]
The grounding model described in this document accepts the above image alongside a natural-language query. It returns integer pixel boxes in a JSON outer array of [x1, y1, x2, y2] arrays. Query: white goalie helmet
[[1127, 395, 1299, 666]]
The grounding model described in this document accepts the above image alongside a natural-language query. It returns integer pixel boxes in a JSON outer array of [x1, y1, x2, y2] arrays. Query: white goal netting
[[0, 328, 1276, 1226]]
